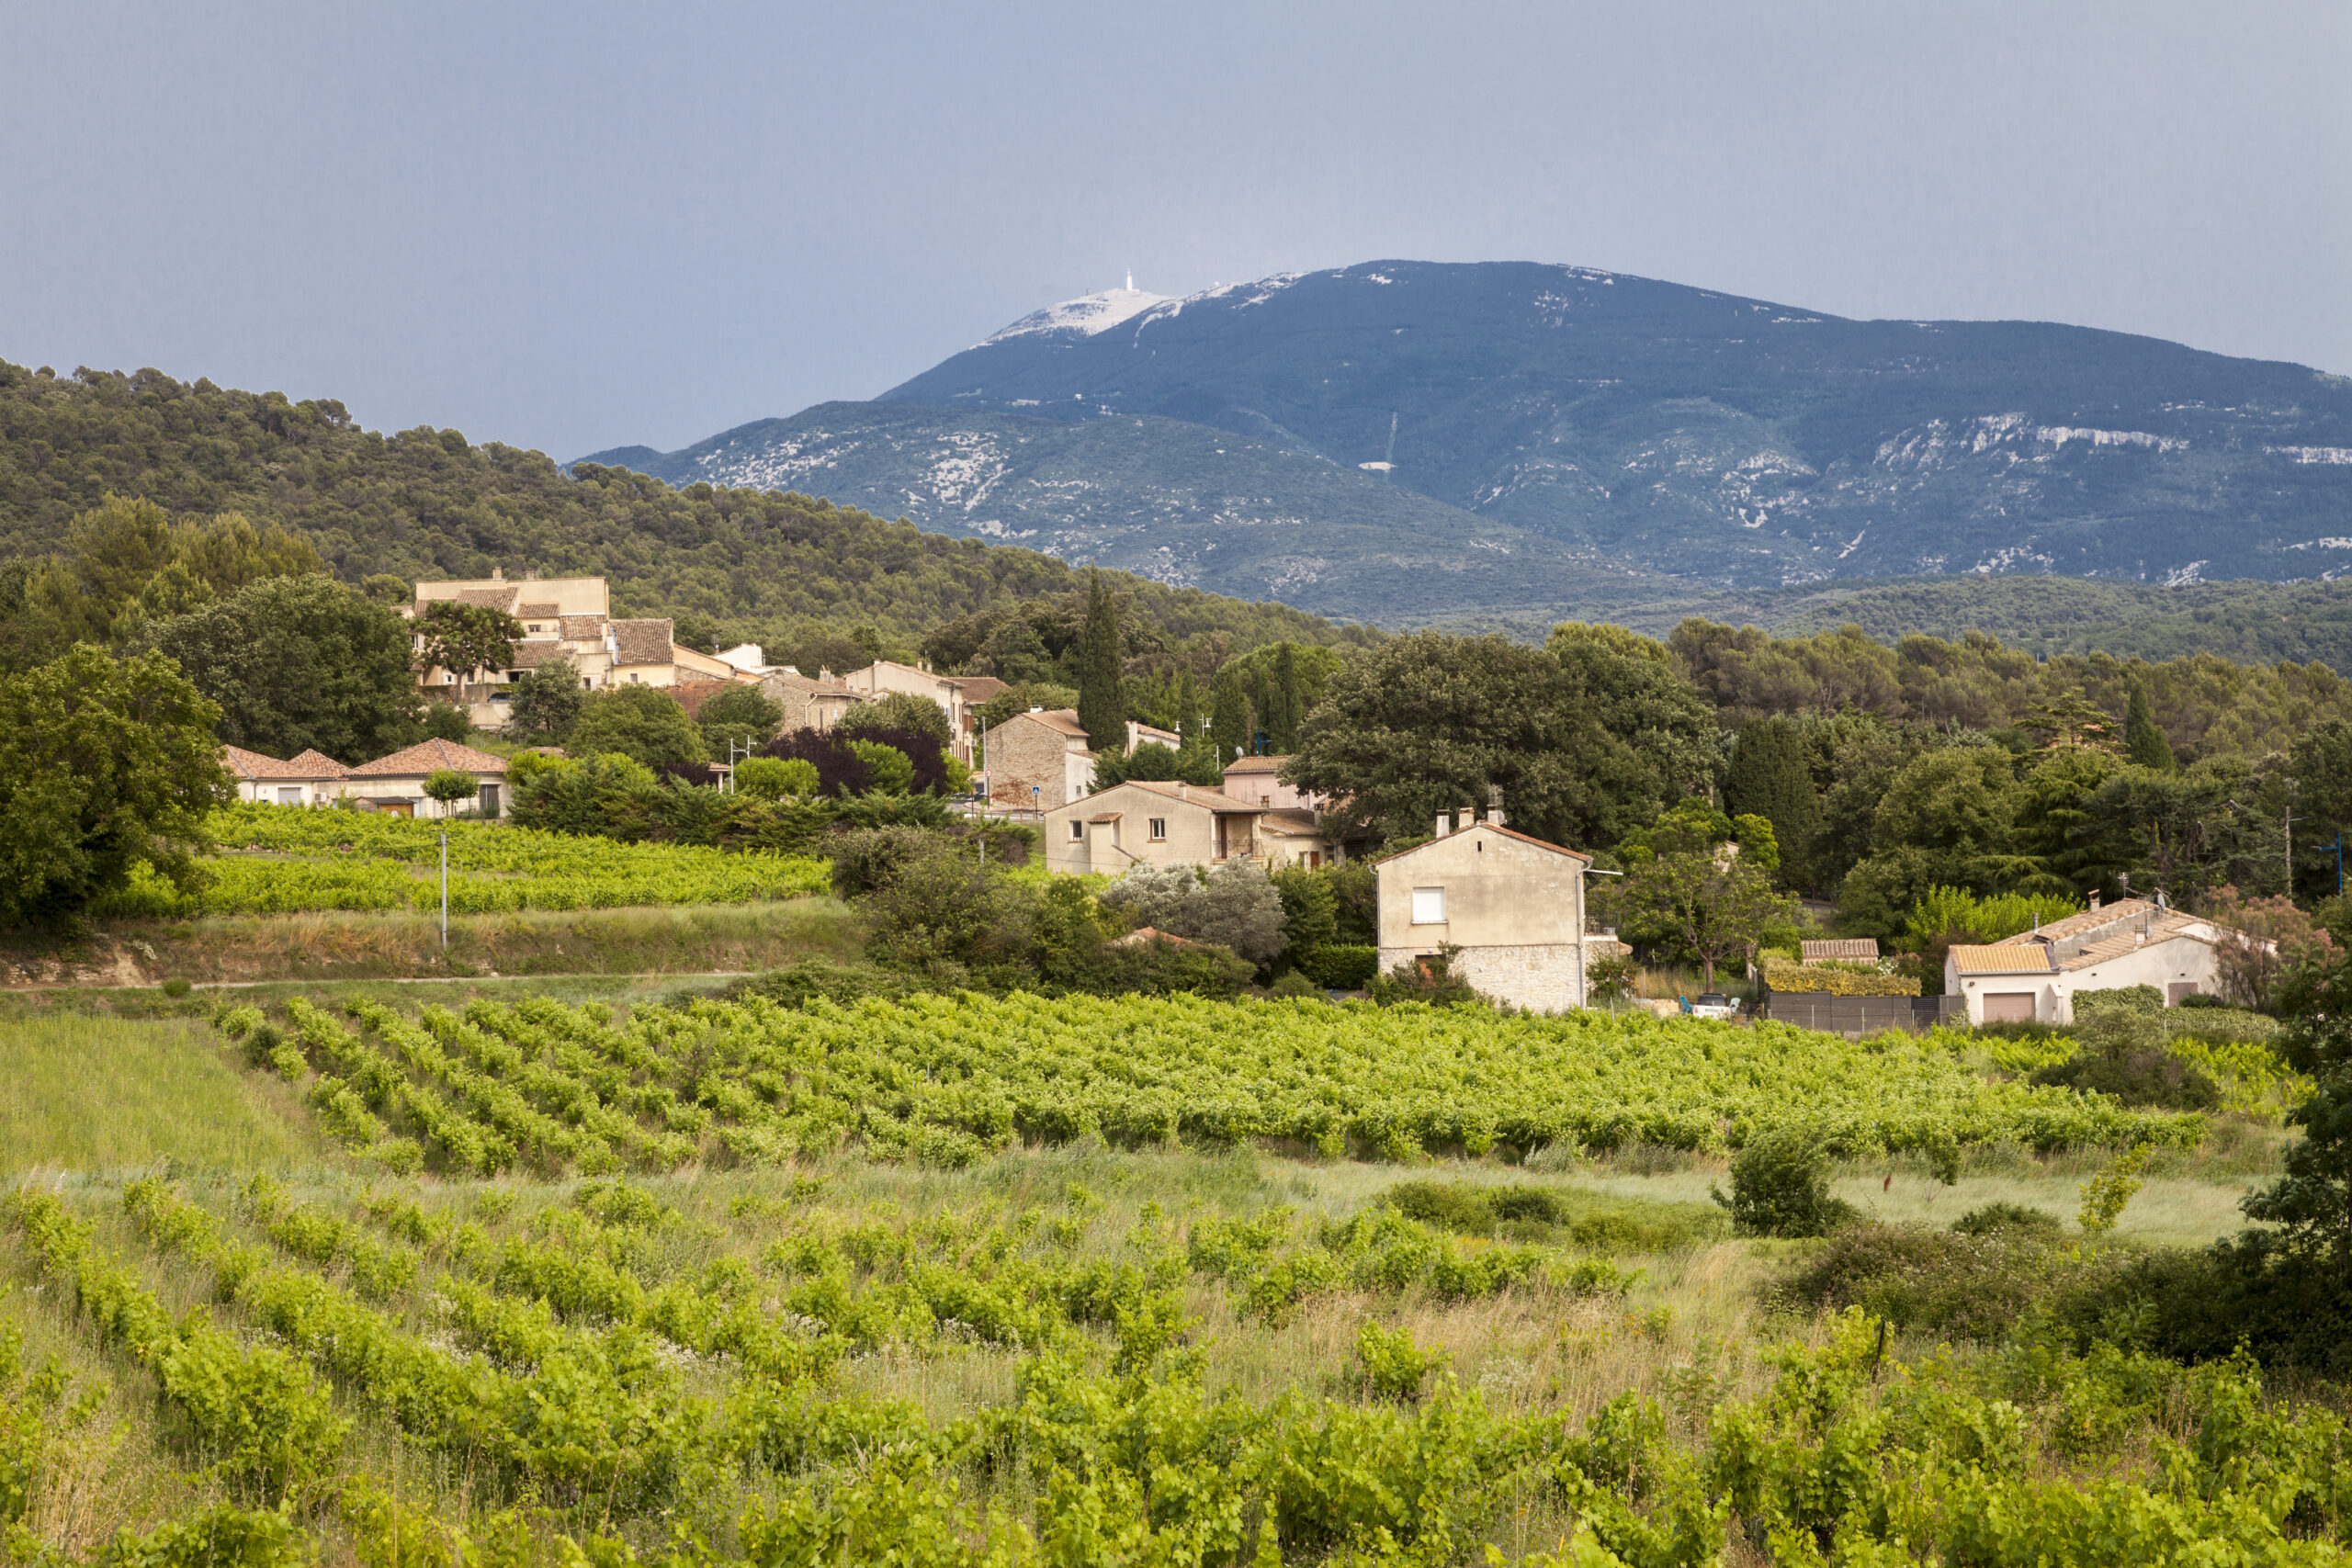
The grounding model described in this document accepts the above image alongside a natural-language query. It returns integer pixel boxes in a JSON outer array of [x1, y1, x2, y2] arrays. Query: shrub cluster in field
[[214, 989, 2205, 1186], [95, 803, 830, 918], [8, 1168, 2349, 1566]]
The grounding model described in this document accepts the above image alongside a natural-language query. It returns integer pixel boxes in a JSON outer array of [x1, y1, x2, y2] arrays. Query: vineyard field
[[92, 805, 830, 919], [0, 982, 2331, 1565]]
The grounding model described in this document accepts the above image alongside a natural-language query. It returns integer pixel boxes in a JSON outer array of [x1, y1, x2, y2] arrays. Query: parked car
[[1687, 992, 1739, 1021]]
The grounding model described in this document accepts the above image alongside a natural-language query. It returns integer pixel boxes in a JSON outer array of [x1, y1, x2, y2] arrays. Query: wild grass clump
[[1379, 1179, 1726, 1253]]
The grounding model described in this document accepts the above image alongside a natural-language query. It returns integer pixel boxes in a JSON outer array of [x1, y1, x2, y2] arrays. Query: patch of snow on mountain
[[2037, 426, 2187, 455], [978, 287, 1170, 347]]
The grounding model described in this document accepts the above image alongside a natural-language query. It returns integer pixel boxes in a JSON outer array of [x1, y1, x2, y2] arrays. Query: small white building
[[1373, 809, 1593, 1013], [222, 746, 353, 807], [1946, 897, 2245, 1024]]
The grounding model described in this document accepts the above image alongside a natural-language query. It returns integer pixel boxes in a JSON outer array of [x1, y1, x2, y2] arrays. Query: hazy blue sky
[[6, 2, 2346, 460]]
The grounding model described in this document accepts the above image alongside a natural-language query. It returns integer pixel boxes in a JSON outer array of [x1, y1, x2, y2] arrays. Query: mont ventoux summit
[[581, 259, 2352, 634]]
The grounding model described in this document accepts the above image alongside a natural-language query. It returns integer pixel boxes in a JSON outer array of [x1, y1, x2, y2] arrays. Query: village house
[[411, 571, 751, 730], [1220, 754, 1328, 813], [984, 708, 1100, 812], [1374, 807, 1594, 1013], [760, 667, 861, 736], [1042, 780, 1269, 875], [221, 746, 353, 806], [1945, 896, 2253, 1024], [219, 739, 509, 818]]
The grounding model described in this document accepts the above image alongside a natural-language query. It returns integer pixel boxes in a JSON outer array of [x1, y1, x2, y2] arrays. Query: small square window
[[277, 786, 301, 806], [1069, 820, 1084, 840], [1411, 886, 1446, 925], [1148, 818, 1167, 840]]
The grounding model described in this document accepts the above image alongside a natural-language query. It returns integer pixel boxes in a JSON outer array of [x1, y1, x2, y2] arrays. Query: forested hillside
[[0, 360, 1363, 660]]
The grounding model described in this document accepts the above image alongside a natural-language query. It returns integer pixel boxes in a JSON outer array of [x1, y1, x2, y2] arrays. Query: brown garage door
[[1981, 992, 2036, 1023]]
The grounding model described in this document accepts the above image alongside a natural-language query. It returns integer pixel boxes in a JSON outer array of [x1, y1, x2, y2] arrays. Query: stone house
[[1945, 897, 2252, 1024], [1042, 781, 1268, 875], [222, 746, 353, 807], [762, 668, 861, 736], [984, 708, 1099, 812], [1374, 810, 1594, 1013], [843, 660, 993, 763]]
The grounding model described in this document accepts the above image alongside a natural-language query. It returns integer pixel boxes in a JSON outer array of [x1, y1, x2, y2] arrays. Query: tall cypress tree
[[1075, 570, 1126, 753], [1721, 716, 1822, 890], [2124, 685, 2176, 773], [1268, 642, 1305, 753], [1210, 666, 1251, 765]]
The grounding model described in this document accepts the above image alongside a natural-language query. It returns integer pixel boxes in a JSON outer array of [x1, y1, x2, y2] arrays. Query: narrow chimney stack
[[2088, 891, 2102, 910], [1436, 811, 1451, 839]]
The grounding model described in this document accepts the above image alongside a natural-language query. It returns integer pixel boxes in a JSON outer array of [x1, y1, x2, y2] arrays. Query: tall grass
[[0, 1014, 329, 1174]]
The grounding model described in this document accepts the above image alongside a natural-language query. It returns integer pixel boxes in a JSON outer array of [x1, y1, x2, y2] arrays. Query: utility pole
[[439, 829, 449, 952]]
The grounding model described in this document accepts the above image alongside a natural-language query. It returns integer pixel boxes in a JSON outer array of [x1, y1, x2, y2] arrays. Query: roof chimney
[[1437, 811, 1451, 839], [2088, 891, 2101, 910], [491, 566, 503, 581], [1176, 782, 1187, 800], [1488, 786, 1506, 829]]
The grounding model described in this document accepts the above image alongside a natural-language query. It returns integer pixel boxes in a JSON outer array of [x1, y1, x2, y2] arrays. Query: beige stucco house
[[1221, 755, 1329, 814], [1043, 781, 1269, 874], [222, 746, 354, 806], [1946, 897, 2245, 1023], [1374, 812, 1594, 1013]]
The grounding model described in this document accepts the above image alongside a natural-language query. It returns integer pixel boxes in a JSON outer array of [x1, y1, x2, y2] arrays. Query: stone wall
[[987, 715, 1092, 810]]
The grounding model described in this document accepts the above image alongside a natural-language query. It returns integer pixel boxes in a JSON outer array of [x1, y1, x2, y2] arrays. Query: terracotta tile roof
[[1995, 900, 2154, 943], [668, 679, 739, 719], [503, 640, 576, 670], [607, 618, 675, 667], [453, 586, 520, 612], [1089, 811, 1123, 823], [2056, 917, 2218, 971], [1020, 708, 1092, 740], [347, 739, 509, 777], [1951, 944, 2056, 975], [1803, 938, 1880, 962], [222, 745, 348, 780], [1114, 780, 1268, 814], [1223, 755, 1289, 774], [1372, 821, 1593, 865], [1259, 808, 1325, 836], [559, 614, 608, 641], [517, 602, 560, 619]]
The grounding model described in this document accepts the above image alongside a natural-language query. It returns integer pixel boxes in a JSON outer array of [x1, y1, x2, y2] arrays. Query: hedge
[[1760, 959, 1920, 997]]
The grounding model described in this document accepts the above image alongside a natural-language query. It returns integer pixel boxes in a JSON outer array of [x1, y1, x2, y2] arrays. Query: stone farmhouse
[[984, 708, 1102, 812], [412, 571, 752, 731], [1945, 896, 2257, 1024], [222, 739, 510, 818], [1374, 808, 1594, 1013], [1043, 781, 1272, 875]]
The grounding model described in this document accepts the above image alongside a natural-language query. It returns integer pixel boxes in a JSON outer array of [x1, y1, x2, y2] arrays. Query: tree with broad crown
[[421, 703, 470, 742], [505, 656, 585, 744], [1076, 570, 1126, 754], [1602, 847, 1801, 988], [0, 646, 232, 927], [566, 685, 708, 768], [2241, 951, 2352, 1296], [413, 599, 524, 682], [422, 769, 478, 814], [2123, 685, 2176, 773], [1722, 716, 1821, 889], [148, 574, 424, 762]]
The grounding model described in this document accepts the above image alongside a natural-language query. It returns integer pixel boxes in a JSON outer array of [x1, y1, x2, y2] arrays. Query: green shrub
[[1267, 970, 1320, 999], [1354, 1321, 1444, 1402], [1951, 1201, 2064, 1236], [1758, 958, 1917, 997], [733, 756, 818, 800], [1713, 1130, 1858, 1238], [1295, 943, 1377, 989], [161, 977, 192, 998], [2029, 1047, 2222, 1111], [1380, 1179, 1725, 1252], [2073, 984, 2164, 1019], [1775, 1223, 2086, 1339]]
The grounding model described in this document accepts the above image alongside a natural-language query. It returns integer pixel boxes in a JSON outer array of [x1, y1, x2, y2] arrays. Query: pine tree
[[1075, 570, 1126, 753], [1210, 666, 1251, 766], [2124, 685, 2176, 773], [1721, 716, 1822, 890]]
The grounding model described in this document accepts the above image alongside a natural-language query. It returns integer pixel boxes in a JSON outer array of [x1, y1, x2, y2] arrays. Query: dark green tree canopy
[[1076, 571, 1127, 753], [835, 690, 947, 747], [147, 574, 424, 762], [414, 599, 524, 679], [567, 685, 709, 768], [1723, 716, 1821, 887], [0, 645, 231, 926], [505, 657, 586, 745], [2123, 685, 2177, 773], [1286, 630, 1715, 850]]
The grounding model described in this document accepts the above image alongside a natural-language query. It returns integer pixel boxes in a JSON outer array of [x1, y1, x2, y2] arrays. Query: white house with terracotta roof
[[1374, 809, 1594, 1013], [1944, 897, 2252, 1024], [339, 738, 512, 818], [1043, 781, 1270, 874], [221, 746, 354, 807]]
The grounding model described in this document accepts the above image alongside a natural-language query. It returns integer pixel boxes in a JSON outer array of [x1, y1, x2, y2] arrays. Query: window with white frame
[[1411, 886, 1446, 925], [1069, 820, 1084, 840], [1148, 818, 1166, 840], [277, 786, 301, 807]]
